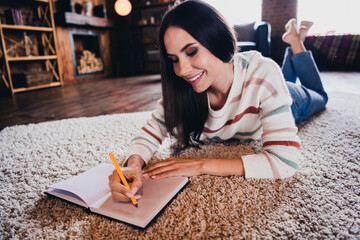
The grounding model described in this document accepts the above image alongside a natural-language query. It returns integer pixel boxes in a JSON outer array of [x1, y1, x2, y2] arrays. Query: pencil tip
[[135, 204, 138, 208]]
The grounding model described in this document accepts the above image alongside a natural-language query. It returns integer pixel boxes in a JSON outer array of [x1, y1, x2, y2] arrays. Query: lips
[[187, 71, 204, 86]]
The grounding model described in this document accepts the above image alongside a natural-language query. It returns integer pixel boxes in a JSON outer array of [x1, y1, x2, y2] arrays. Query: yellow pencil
[[109, 153, 138, 207]]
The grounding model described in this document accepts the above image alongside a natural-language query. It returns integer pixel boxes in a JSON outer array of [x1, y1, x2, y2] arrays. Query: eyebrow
[[167, 43, 196, 56]]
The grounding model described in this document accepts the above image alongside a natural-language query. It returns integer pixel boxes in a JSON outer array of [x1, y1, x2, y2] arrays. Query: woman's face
[[164, 26, 225, 93]]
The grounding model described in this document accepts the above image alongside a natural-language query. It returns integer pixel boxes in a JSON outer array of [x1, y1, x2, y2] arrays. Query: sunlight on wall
[[298, 0, 360, 35], [205, 0, 262, 25]]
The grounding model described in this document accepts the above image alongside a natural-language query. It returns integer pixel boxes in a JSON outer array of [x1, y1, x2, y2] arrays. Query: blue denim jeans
[[282, 47, 328, 124]]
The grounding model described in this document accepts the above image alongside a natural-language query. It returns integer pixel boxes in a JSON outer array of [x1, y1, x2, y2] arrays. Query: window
[[205, 0, 262, 25], [298, 0, 360, 35]]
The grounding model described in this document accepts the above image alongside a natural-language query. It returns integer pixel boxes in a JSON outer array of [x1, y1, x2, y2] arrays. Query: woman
[[108, 0, 328, 202]]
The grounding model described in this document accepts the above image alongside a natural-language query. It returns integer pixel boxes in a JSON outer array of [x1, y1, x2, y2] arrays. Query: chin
[[192, 85, 207, 94]]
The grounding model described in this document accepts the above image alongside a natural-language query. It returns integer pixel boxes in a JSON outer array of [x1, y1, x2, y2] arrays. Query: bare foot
[[282, 18, 300, 45], [299, 20, 314, 42]]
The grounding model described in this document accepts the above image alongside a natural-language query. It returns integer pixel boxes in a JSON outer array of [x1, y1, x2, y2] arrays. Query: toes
[[285, 18, 297, 31]]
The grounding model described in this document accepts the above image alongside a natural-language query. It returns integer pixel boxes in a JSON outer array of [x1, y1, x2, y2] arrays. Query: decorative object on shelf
[[12, 71, 52, 88], [4, 33, 39, 57], [82, 0, 93, 16], [139, 18, 147, 25], [114, 0, 132, 16], [23, 32, 33, 56], [150, 16, 155, 24], [93, 5, 107, 18]]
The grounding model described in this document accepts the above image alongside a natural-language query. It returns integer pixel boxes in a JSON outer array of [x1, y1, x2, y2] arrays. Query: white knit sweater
[[125, 51, 301, 179]]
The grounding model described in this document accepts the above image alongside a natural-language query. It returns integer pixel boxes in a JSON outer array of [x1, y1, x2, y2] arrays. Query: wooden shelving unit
[[0, 0, 63, 95], [130, 1, 174, 74]]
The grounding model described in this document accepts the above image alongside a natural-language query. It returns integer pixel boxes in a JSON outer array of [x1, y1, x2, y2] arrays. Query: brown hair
[[159, 0, 237, 152]]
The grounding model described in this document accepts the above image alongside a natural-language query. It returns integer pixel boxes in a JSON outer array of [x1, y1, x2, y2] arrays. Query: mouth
[[187, 71, 204, 86]]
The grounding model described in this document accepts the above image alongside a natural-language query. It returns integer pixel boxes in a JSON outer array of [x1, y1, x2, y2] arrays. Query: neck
[[208, 61, 234, 110]]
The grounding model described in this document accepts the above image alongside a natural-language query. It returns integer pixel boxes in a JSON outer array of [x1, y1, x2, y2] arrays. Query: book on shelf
[[4, 8, 23, 25]]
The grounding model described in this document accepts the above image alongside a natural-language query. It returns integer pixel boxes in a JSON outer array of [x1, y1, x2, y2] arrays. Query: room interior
[[0, 0, 359, 239], [0, 0, 359, 129]]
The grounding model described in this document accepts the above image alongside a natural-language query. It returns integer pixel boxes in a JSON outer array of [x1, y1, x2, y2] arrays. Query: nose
[[177, 58, 192, 77]]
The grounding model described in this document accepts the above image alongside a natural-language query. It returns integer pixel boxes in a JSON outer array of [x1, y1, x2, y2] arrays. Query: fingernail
[[125, 193, 133, 198], [131, 187, 138, 195], [135, 194, 141, 200], [151, 175, 157, 179], [142, 173, 148, 177]]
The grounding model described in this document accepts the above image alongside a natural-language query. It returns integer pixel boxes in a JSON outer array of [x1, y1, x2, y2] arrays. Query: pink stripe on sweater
[[209, 78, 277, 119], [204, 106, 260, 133], [142, 126, 162, 144], [244, 78, 278, 97], [263, 141, 301, 149], [230, 78, 278, 105], [264, 151, 281, 179]]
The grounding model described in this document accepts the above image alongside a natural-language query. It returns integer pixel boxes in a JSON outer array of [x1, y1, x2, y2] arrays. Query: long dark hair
[[159, 0, 237, 152]]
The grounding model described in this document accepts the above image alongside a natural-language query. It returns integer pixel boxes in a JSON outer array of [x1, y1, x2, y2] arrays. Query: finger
[[143, 163, 175, 178], [143, 158, 177, 173], [109, 172, 133, 199], [111, 191, 131, 202], [149, 169, 183, 179], [108, 170, 119, 181], [143, 158, 174, 172], [130, 178, 143, 195], [145, 163, 180, 178]]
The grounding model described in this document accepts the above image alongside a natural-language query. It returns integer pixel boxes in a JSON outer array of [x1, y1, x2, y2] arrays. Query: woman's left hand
[[143, 157, 245, 179], [142, 157, 205, 179]]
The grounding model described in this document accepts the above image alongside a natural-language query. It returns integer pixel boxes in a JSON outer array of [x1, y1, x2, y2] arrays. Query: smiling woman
[[107, 0, 329, 204]]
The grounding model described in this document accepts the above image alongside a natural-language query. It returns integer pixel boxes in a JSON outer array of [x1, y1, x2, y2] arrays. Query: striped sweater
[[125, 51, 301, 179]]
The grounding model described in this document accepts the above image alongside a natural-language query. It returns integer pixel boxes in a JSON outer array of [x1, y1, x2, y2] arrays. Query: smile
[[187, 72, 204, 86]]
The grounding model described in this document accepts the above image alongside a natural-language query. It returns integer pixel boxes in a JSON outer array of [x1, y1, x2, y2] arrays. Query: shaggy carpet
[[0, 92, 359, 239]]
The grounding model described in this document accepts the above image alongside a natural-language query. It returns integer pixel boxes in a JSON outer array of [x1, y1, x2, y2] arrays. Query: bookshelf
[[130, 1, 174, 73], [0, 0, 63, 95]]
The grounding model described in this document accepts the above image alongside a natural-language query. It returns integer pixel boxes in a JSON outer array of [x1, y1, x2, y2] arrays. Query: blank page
[[48, 163, 113, 206]]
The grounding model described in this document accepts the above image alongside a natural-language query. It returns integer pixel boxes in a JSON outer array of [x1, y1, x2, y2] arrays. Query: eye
[[187, 48, 198, 57]]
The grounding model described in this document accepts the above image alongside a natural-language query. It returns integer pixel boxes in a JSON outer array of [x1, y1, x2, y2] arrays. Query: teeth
[[188, 72, 203, 82]]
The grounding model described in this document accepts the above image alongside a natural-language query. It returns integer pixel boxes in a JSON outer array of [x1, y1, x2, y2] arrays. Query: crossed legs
[[281, 19, 328, 124]]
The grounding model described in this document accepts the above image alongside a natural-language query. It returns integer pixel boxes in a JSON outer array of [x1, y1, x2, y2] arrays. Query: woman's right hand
[[108, 155, 145, 202]]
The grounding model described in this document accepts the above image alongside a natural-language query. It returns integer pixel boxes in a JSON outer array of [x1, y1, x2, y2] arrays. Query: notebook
[[45, 163, 189, 228]]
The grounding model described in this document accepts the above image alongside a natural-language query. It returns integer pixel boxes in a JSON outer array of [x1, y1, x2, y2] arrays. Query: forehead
[[164, 26, 198, 52]]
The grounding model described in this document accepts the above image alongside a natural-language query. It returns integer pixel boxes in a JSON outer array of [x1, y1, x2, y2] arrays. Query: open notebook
[[46, 163, 189, 228]]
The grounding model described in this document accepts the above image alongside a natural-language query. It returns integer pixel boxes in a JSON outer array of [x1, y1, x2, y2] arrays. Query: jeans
[[282, 47, 328, 124]]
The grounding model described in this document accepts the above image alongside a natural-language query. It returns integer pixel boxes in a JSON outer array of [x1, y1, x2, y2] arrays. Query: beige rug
[[1, 92, 359, 239]]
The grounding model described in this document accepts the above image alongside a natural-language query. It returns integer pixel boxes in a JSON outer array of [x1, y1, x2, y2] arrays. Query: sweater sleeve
[[123, 99, 168, 166], [241, 57, 302, 179]]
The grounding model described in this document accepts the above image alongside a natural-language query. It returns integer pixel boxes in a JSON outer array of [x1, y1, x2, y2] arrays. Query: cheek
[[195, 54, 209, 67], [172, 64, 180, 76]]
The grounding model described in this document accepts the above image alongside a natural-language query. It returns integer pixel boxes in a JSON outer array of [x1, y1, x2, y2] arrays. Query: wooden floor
[[1, 71, 359, 131], [0, 75, 162, 130]]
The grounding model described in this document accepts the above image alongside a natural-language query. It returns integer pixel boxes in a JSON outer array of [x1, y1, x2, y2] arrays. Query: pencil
[[109, 153, 138, 208]]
